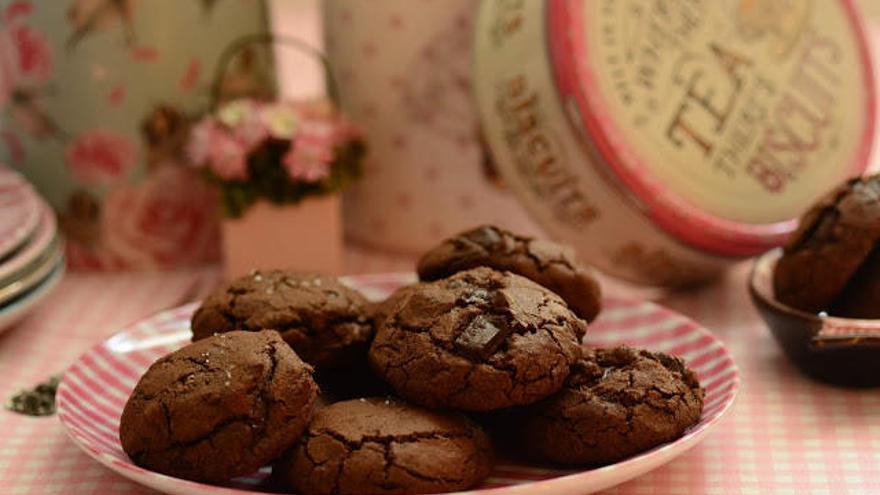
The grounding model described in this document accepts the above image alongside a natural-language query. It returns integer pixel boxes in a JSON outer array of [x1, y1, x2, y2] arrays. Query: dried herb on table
[[5, 375, 62, 417]]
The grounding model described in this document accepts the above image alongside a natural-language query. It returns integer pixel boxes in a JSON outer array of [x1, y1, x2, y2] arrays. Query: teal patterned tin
[[0, 0, 274, 269]]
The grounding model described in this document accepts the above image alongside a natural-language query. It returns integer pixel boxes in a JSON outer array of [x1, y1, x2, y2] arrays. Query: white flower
[[216, 99, 258, 128], [261, 103, 299, 139]]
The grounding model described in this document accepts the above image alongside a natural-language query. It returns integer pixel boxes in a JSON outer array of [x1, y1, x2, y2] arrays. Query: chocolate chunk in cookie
[[518, 346, 704, 465], [119, 331, 318, 482], [417, 225, 602, 321], [191, 271, 373, 369], [775, 176, 880, 313], [277, 398, 492, 495], [369, 267, 587, 411]]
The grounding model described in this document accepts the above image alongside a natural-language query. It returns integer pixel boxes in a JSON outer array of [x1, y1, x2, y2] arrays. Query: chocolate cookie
[[191, 271, 373, 368], [774, 176, 880, 313], [119, 331, 318, 482], [518, 346, 703, 465], [371, 283, 419, 328], [278, 398, 492, 495], [829, 247, 880, 318], [369, 267, 587, 411], [417, 225, 602, 321]]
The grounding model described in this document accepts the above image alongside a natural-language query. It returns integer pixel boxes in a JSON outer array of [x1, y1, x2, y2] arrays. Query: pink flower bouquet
[[187, 98, 364, 217]]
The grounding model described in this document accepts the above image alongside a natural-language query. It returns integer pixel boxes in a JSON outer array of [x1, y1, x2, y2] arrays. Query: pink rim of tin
[[546, 0, 876, 257]]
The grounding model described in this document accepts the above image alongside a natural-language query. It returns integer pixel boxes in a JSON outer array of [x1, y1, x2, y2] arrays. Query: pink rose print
[[65, 241, 126, 271], [0, 130, 24, 164], [65, 130, 137, 186], [207, 131, 249, 180], [11, 24, 52, 81], [129, 45, 159, 62], [65, 242, 103, 270], [4, 2, 33, 24], [67, 0, 136, 49], [0, 22, 53, 111], [0, 30, 16, 110], [0, 8, 56, 139], [102, 164, 220, 269], [107, 84, 125, 106], [178, 57, 201, 93]]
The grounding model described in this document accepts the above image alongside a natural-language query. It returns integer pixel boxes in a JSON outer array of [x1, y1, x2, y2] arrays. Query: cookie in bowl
[[774, 175, 880, 315], [751, 248, 880, 387], [369, 267, 587, 411]]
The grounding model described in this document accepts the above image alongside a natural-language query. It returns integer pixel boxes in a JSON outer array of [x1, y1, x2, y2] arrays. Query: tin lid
[[544, 0, 875, 256]]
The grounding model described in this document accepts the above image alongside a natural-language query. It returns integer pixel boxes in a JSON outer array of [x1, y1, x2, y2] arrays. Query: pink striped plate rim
[[0, 168, 41, 261], [56, 273, 739, 495]]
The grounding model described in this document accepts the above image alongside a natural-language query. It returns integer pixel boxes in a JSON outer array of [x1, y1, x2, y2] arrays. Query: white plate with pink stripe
[[56, 273, 739, 495]]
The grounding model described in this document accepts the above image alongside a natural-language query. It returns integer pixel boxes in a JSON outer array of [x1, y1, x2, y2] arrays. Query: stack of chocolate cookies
[[774, 174, 880, 318], [118, 225, 704, 495]]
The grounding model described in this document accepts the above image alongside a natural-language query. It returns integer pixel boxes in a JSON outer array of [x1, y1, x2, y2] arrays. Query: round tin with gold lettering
[[474, 0, 875, 287]]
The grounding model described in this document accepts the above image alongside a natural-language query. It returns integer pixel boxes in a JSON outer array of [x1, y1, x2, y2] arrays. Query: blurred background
[[3, 0, 880, 285]]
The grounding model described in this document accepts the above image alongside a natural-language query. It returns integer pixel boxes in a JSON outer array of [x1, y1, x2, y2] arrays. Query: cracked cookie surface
[[279, 398, 492, 495], [417, 225, 602, 321], [369, 267, 587, 411], [119, 331, 318, 482], [371, 283, 419, 328], [518, 346, 704, 465], [191, 270, 373, 368], [774, 175, 880, 313]]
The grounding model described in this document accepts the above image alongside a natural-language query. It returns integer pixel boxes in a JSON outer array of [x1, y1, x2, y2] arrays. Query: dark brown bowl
[[749, 249, 880, 387]]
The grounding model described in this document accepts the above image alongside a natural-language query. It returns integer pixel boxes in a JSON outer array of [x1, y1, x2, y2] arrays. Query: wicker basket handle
[[209, 33, 339, 110]]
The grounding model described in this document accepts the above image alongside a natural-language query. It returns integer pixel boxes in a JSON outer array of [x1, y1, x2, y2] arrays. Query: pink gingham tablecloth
[[1, 249, 879, 495]]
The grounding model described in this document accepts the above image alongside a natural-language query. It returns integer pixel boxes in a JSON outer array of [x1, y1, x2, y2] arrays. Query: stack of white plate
[[0, 167, 64, 332]]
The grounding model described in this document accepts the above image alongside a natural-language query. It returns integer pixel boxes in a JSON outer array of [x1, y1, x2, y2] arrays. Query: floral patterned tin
[[0, 0, 273, 270], [474, 0, 875, 287]]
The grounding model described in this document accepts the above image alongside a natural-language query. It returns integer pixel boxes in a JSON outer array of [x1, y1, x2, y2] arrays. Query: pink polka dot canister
[[324, 0, 542, 254]]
